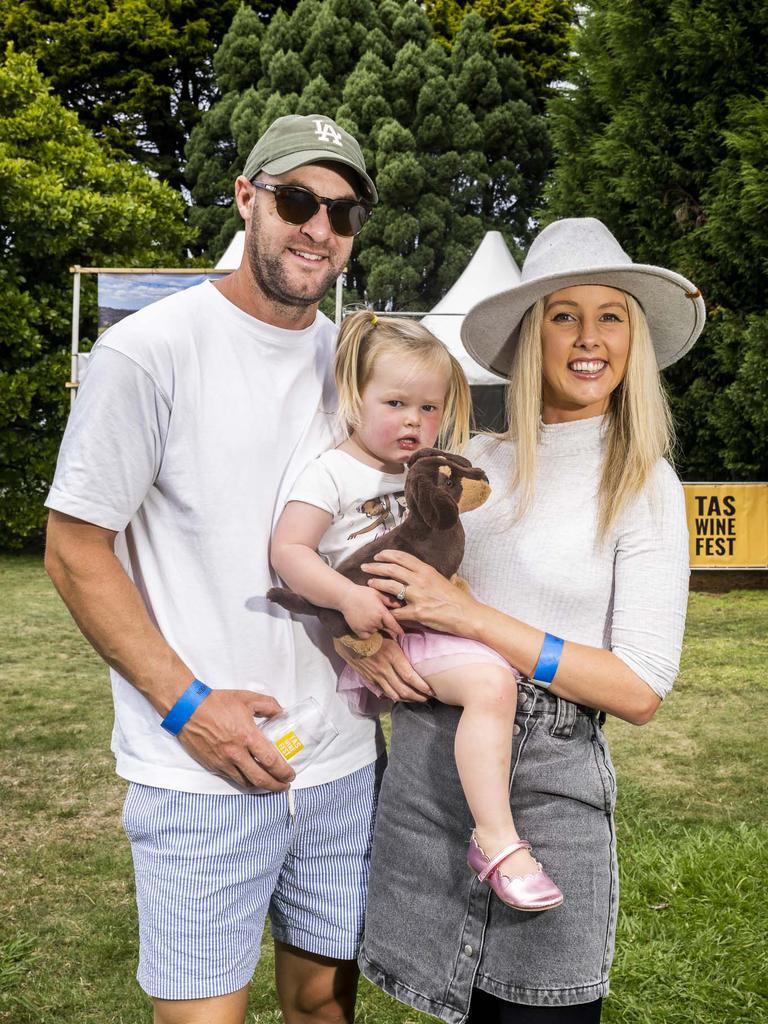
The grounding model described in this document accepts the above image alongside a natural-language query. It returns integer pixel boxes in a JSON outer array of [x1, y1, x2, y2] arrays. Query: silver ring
[[396, 586, 408, 603]]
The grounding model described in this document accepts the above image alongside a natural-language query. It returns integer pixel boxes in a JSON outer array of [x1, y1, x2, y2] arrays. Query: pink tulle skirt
[[338, 629, 517, 717]]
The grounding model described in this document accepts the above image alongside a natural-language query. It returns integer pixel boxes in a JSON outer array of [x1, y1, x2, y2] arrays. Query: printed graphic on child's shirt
[[347, 492, 407, 540]]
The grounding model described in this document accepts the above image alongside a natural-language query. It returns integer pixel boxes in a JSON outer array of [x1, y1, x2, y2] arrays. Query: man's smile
[[288, 247, 328, 263]]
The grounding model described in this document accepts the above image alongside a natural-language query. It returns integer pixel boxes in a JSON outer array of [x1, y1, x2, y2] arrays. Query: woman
[[354, 218, 705, 1023]]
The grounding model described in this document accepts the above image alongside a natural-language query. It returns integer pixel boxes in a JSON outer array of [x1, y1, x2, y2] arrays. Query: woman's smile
[[568, 358, 608, 377]]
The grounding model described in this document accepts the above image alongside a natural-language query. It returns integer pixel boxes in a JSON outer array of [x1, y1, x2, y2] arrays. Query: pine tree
[[425, 0, 575, 101], [703, 94, 768, 476], [544, 0, 768, 478], [186, 0, 550, 309]]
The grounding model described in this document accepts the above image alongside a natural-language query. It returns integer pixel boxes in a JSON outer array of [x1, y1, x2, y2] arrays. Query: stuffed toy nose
[[458, 476, 491, 513]]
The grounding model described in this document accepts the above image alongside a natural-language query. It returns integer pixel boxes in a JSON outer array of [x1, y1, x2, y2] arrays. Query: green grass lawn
[[1, 554, 766, 1023]]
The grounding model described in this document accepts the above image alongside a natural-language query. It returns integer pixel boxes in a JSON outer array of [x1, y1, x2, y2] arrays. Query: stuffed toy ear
[[407, 448, 472, 469], [412, 470, 459, 530], [407, 448, 445, 466]]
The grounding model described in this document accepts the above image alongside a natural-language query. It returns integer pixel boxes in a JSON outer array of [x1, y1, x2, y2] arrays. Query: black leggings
[[467, 987, 602, 1023]]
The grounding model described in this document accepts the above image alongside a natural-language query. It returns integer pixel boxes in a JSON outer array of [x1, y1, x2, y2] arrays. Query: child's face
[[353, 351, 450, 472]]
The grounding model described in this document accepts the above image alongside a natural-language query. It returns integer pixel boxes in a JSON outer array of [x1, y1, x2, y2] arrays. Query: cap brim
[[461, 265, 706, 375], [262, 151, 378, 204]]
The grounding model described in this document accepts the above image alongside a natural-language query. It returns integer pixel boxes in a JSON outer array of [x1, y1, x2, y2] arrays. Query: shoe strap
[[477, 840, 533, 882]]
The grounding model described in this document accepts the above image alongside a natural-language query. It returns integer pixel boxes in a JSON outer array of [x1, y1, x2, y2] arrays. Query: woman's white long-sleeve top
[[462, 415, 690, 699]]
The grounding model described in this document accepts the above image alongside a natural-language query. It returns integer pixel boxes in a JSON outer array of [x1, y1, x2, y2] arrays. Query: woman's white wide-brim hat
[[461, 218, 706, 375]]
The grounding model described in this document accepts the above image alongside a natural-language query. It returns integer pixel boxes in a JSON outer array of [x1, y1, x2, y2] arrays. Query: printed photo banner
[[684, 484, 768, 568], [97, 271, 228, 333]]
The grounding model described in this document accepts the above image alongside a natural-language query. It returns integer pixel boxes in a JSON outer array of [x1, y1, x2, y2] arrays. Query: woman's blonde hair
[[501, 293, 674, 538], [334, 310, 472, 454]]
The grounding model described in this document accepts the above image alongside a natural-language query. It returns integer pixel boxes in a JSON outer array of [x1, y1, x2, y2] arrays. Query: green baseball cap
[[242, 114, 378, 204]]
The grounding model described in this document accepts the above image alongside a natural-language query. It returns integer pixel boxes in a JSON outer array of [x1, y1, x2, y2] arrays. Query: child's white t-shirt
[[286, 449, 407, 568]]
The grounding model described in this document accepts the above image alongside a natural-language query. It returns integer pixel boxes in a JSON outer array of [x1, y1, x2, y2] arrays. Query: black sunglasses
[[251, 180, 372, 237]]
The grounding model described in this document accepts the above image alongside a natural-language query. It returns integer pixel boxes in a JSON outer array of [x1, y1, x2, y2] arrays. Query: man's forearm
[[45, 511, 294, 790], [45, 512, 192, 716]]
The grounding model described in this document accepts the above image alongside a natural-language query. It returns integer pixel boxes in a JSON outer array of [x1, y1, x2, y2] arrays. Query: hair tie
[[370, 314, 378, 326]]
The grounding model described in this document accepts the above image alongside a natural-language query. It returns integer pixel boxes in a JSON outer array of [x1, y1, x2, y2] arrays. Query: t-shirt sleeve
[[610, 461, 690, 700], [45, 344, 171, 532], [284, 455, 341, 517]]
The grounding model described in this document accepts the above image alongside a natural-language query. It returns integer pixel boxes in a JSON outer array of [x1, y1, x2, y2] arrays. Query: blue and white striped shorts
[[122, 758, 383, 1000]]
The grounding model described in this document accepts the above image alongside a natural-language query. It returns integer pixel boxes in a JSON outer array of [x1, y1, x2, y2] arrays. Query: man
[[44, 114, 427, 1024]]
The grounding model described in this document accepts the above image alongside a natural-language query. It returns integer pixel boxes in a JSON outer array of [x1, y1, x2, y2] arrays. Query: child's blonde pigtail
[[439, 353, 473, 455], [334, 311, 378, 435]]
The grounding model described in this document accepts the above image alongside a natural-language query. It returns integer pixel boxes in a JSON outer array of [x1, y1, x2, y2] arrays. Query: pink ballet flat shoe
[[467, 834, 564, 912]]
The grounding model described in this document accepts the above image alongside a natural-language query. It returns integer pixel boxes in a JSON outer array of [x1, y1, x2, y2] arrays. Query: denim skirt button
[[513, 723, 521, 736], [464, 945, 473, 956]]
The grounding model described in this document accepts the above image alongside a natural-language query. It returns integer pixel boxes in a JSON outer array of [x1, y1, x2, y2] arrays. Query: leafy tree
[[0, 0, 289, 191], [0, 47, 191, 549], [424, 0, 575, 100], [544, 0, 768, 478], [703, 94, 768, 476], [186, 0, 550, 309]]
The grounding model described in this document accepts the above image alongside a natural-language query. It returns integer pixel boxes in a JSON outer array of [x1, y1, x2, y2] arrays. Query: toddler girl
[[270, 311, 563, 911]]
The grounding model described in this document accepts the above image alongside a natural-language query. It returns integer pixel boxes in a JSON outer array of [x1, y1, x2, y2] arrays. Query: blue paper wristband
[[161, 679, 212, 735], [532, 633, 565, 687]]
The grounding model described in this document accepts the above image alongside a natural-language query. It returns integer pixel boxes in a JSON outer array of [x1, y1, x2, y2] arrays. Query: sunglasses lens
[[271, 185, 371, 236], [328, 202, 371, 237], [274, 187, 320, 225]]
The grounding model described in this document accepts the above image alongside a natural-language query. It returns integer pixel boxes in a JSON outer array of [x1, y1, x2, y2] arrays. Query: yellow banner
[[684, 484, 768, 568]]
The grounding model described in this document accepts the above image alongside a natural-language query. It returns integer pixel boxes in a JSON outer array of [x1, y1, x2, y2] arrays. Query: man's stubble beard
[[246, 208, 343, 312]]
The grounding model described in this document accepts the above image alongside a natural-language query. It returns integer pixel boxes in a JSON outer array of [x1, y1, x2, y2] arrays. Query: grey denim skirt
[[359, 682, 618, 1023]]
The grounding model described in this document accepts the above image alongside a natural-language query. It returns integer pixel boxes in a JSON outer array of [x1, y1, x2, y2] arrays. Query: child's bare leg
[[424, 664, 539, 879]]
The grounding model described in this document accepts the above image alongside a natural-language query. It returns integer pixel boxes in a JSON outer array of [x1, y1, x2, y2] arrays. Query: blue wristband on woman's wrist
[[161, 679, 212, 735], [532, 633, 564, 687]]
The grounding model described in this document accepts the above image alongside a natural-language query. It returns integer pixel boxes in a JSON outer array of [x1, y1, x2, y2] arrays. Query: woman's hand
[[362, 550, 480, 637], [333, 637, 433, 702]]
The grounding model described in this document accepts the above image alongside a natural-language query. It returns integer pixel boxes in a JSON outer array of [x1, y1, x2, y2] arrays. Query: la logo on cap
[[313, 119, 343, 146]]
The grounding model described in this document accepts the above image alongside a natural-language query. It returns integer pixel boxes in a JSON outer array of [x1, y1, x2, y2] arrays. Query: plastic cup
[[256, 696, 339, 776]]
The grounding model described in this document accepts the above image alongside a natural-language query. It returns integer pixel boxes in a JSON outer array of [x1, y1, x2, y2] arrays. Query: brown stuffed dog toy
[[267, 448, 491, 656]]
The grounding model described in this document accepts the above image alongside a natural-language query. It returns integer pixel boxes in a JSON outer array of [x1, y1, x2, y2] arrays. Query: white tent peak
[[427, 231, 521, 314], [216, 231, 245, 270], [421, 231, 521, 384]]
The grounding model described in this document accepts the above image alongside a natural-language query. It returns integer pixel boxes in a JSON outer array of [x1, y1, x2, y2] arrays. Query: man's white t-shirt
[[46, 281, 383, 794], [287, 449, 407, 569]]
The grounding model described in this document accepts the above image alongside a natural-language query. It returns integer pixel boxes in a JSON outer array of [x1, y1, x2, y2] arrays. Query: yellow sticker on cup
[[275, 730, 305, 760]]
